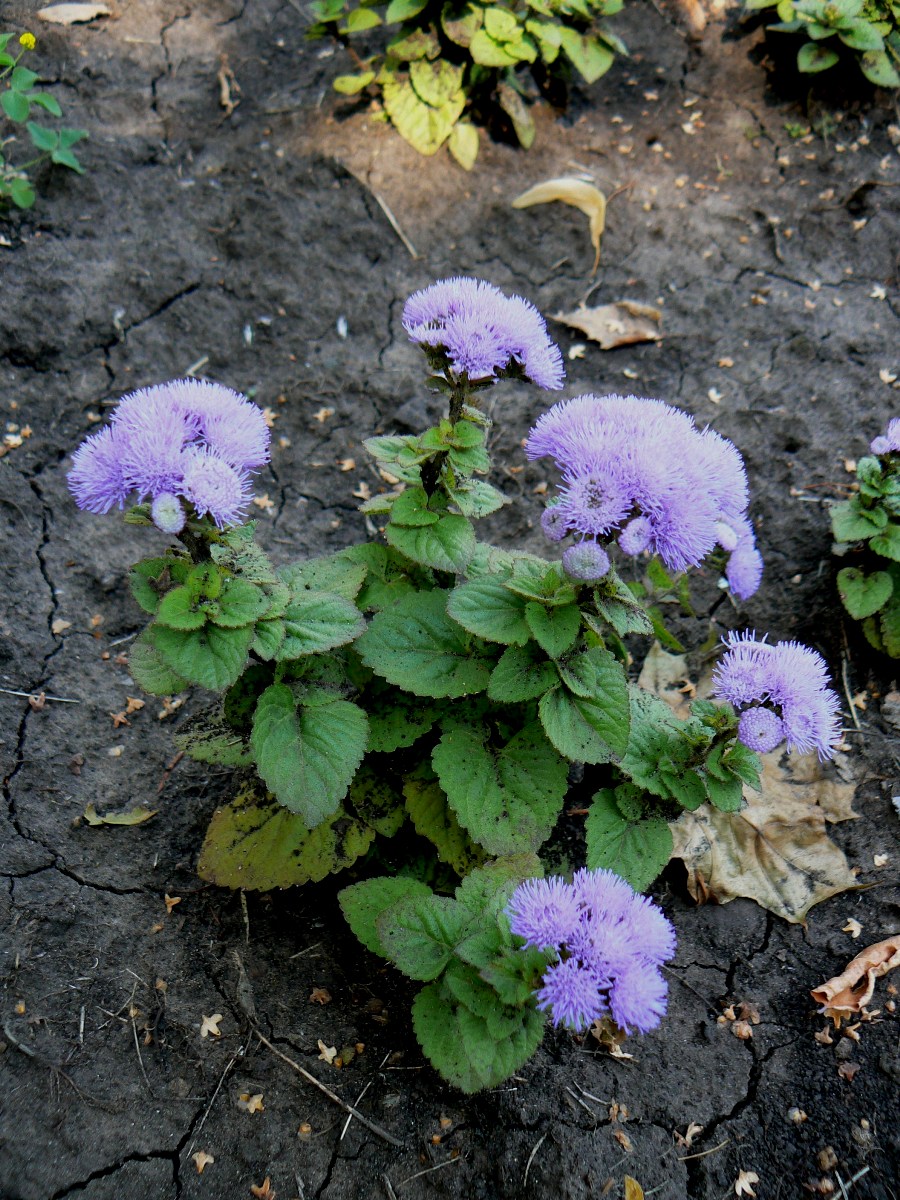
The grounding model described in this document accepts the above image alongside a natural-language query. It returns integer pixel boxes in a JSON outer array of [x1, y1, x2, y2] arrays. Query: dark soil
[[1, 1, 899, 1197]]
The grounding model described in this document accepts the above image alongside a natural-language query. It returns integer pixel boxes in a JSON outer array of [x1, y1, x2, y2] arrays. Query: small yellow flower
[[19, 32, 36, 50]]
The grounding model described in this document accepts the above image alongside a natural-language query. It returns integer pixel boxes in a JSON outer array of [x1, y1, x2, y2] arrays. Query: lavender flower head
[[402, 277, 565, 390], [870, 418, 900, 457], [711, 632, 842, 759], [506, 869, 676, 1035], [67, 380, 270, 532], [525, 393, 761, 598]]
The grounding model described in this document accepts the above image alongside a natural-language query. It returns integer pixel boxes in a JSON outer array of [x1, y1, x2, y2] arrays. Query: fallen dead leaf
[[613, 1128, 633, 1151], [250, 1179, 275, 1200], [670, 749, 859, 925], [731, 1020, 754, 1040], [317, 1039, 338, 1064], [200, 1013, 223, 1038], [109, 710, 130, 728], [313, 407, 334, 423], [842, 918, 863, 939], [164, 894, 182, 914], [553, 301, 661, 351], [339, 458, 356, 472], [125, 696, 145, 715], [192, 1150, 214, 1174], [674, 1122, 703, 1149], [624, 1177, 645, 1200], [734, 1171, 760, 1197], [512, 177, 607, 273], [814, 1026, 834, 1045], [37, 2, 111, 22], [811, 935, 900, 1022], [238, 1092, 265, 1114], [217, 54, 240, 116], [309, 987, 332, 1005], [82, 802, 158, 827], [253, 493, 276, 513], [51, 618, 72, 635], [837, 1061, 860, 1081]]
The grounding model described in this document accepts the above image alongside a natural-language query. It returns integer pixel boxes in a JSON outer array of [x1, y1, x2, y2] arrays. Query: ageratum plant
[[0, 30, 87, 210], [831, 418, 900, 656], [745, 0, 900, 87], [68, 278, 842, 1092], [306, 0, 628, 165]]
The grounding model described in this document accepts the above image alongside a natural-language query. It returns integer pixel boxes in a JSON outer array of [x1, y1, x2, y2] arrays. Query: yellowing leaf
[[82, 802, 158, 827], [37, 2, 111, 22], [512, 178, 607, 273], [552, 301, 661, 350], [670, 751, 859, 925], [624, 1177, 645, 1200]]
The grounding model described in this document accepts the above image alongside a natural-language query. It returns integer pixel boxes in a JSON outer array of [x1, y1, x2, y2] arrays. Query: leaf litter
[[511, 178, 607, 273], [552, 301, 662, 350]]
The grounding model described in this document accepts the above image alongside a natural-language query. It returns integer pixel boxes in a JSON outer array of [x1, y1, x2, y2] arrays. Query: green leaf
[[175, 710, 253, 766], [386, 27, 441, 60], [390, 485, 440, 526], [556, 646, 622, 699], [382, 77, 464, 155], [412, 979, 544, 1093], [481, 945, 549, 1006], [483, 7, 519, 38], [540, 652, 628, 763], [409, 58, 464, 107], [448, 119, 479, 170], [128, 630, 190, 696], [559, 27, 614, 82], [250, 683, 368, 822], [1, 89, 29, 122], [198, 786, 373, 890], [594, 573, 654, 637], [403, 774, 486, 875], [619, 687, 685, 797], [455, 853, 542, 917], [442, 2, 484, 46], [797, 40, 840, 70], [58, 126, 88, 149], [356, 589, 493, 698], [377, 893, 471, 980], [343, 7, 382, 32], [252, 618, 286, 660], [156, 585, 207, 631], [26, 121, 57, 151], [497, 82, 534, 149], [432, 722, 568, 855], [8, 176, 34, 208], [830, 499, 885, 542], [128, 555, 191, 614], [837, 566, 894, 619], [278, 591, 366, 658], [386, 513, 476, 572], [585, 790, 674, 892], [385, 0, 428, 20], [487, 643, 558, 702], [338, 543, 418, 611], [722, 739, 762, 790], [448, 478, 505, 516], [869, 523, 900, 563], [10, 65, 38, 91], [704, 772, 744, 813], [838, 22, 884, 50], [280, 554, 368, 602], [28, 92, 62, 117], [150, 622, 253, 690], [524, 601, 580, 657], [469, 28, 523, 65], [333, 70, 376, 94], [339, 876, 434, 957], [879, 592, 900, 656], [860, 48, 900, 85], [50, 145, 84, 173], [447, 578, 532, 645]]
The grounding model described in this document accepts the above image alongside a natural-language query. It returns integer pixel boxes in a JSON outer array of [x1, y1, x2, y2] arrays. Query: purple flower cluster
[[525, 394, 763, 598], [870, 418, 900, 456], [506, 869, 676, 1035], [711, 632, 842, 759], [402, 277, 565, 390], [68, 379, 270, 532]]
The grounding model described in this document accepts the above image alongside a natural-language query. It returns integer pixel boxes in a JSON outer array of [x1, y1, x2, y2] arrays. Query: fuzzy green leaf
[[279, 554, 367, 602], [447, 578, 532, 645], [558, 27, 614, 82], [150, 622, 253, 691], [339, 876, 434, 957], [524, 601, 581, 657], [175, 710, 252, 766], [797, 40, 840, 71], [837, 566, 894, 619], [250, 683, 368, 823], [278, 591, 366, 659], [356, 590, 493, 698], [128, 630, 190, 696], [432, 722, 568, 854], [869, 523, 900, 563], [155, 585, 210, 630], [386, 513, 476, 572], [585, 790, 674, 892], [403, 774, 486, 875], [377, 894, 471, 980], [487, 643, 558, 702]]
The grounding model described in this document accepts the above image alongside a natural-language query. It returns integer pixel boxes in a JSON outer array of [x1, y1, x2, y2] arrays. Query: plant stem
[[420, 378, 470, 498]]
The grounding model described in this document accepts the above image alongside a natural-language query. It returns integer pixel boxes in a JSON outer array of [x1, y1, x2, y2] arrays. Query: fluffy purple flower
[[67, 426, 129, 514], [541, 505, 568, 543], [711, 632, 842, 760], [402, 277, 564, 390], [609, 962, 668, 1035], [526, 394, 760, 595], [536, 958, 606, 1029], [506, 869, 676, 1036], [562, 542, 611, 583], [182, 449, 253, 529], [870, 418, 900, 456], [507, 877, 582, 951], [67, 379, 270, 532]]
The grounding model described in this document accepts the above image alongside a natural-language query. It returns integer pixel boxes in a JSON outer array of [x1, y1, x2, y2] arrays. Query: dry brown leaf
[[734, 1171, 760, 1198], [613, 1128, 633, 1152], [250, 1179, 275, 1200], [238, 1092, 264, 1114], [512, 178, 607, 273], [624, 1178, 645, 1200], [837, 1061, 860, 1081], [51, 618, 72, 635], [810, 935, 900, 1021], [674, 1122, 703, 1149], [842, 918, 863, 939], [37, 2, 110, 22], [317, 1039, 338, 1064], [309, 987, 332, 1005], [192, 1151, 214, 1174], [553, 301, 661, 351], [670, 749, 859, 925], [637, 643, 691, 713], [200, 1014, 223, 1038], [82, 802, 158, 827]]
